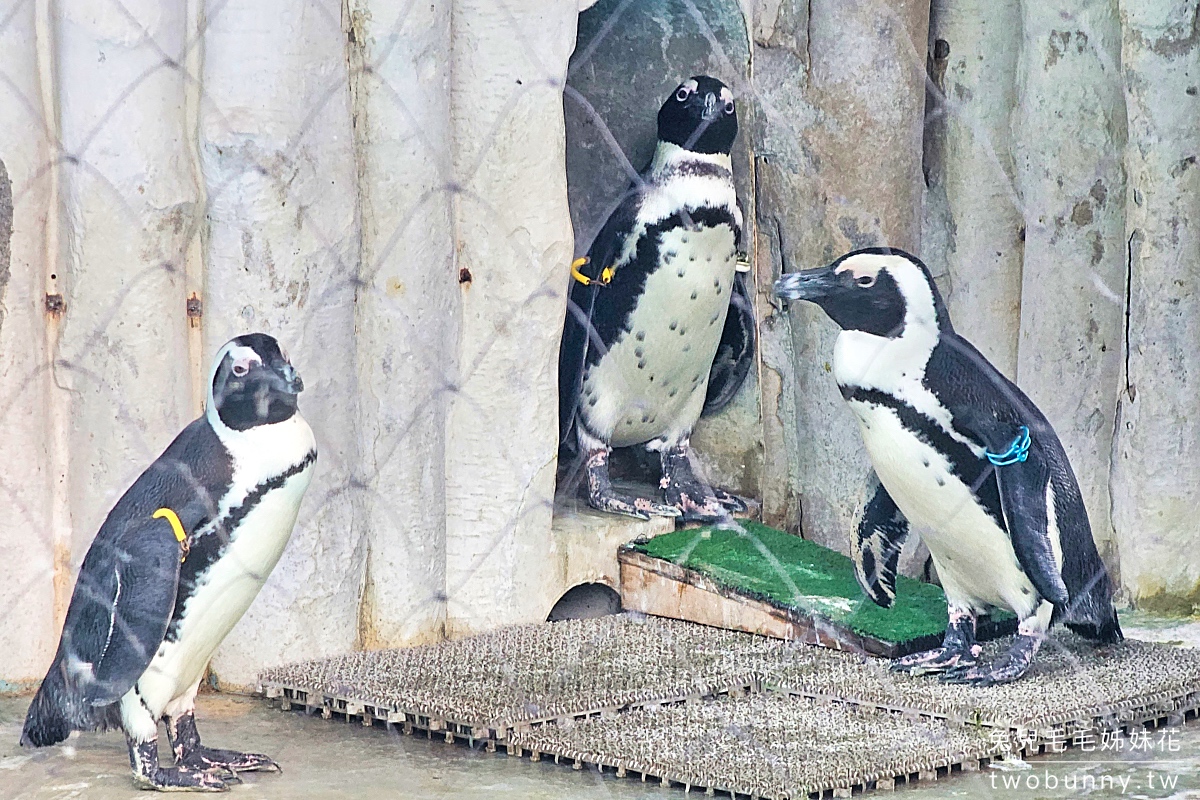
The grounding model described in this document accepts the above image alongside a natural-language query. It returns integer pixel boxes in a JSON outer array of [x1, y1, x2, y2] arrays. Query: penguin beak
[[700, 91, 718, 121], [274, 363, 304, 395], [774, 267, 839, 301]]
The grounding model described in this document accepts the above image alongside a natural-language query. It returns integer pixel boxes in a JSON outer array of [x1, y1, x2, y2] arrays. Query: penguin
[[558, 75, 756, 522], [21, 333, 317, 791], [774, 248, 1121, 685]]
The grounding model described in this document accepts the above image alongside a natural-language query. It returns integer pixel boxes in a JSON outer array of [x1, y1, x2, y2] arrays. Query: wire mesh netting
[[1, 0, 1198, 796]]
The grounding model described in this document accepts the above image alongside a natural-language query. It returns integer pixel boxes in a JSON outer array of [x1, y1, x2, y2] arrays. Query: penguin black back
[[928, 334, 1121, 641]]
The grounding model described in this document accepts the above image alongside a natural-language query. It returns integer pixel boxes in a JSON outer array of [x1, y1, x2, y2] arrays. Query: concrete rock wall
[[443, 0, 580, 637], [1011, 0, 1127, 567], [349, 0, 455, 650], [0, 0, 581, 690], [752, 0, 931, 550], [1110, 0, 1200, 610], [2, 0, 1199, 688], [758, 0, 1196, 604], [0, 0, 58, 688], [197, 0, 365, 689], [925, 0, 1024, 378]]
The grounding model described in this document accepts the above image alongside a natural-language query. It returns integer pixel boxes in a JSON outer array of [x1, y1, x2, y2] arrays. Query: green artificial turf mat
[[633, 522, 950, 644]]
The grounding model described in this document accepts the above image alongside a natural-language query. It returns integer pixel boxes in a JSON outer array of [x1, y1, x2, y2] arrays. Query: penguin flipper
[[559, 276, 600, 450], [852, 471, 910, 608], [72, 516, 183, 706], [994, 443, 1070, 607], [559, 186, 641, 449], [962, 418, 1071, 608], [702, 271, 756, 416]]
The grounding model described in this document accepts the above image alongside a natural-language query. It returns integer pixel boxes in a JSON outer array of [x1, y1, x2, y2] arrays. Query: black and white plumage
[[22, 333, 316, 791], [775, 248, 1121, 685], [559, 75, 755, 522]]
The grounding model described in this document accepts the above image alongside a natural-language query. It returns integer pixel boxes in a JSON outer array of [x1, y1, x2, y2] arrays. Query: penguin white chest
[[583, 223, 737, 447], [849, 400, 1039, 617], [136, 415, 317, 710]]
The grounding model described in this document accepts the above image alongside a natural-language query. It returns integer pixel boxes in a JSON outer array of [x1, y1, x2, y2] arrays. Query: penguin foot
[[128, 738, 230, 792], [709, 486, 748, 514], [179, 747, 280, 775], [891, 607, 979, 676], [585, 448, 681, 520], [168, 710, 281, 774], [658, 444, 744, 523], [663, 487, 733, 523], [890, 645, 978, 676], [133, 767, 231, 792], [940, 633, 1041, 686], [590, 489, 682, 521]]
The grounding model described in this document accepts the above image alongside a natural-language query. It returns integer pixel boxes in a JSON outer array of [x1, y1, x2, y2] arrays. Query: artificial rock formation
[[1110, 0, 1200, 609]]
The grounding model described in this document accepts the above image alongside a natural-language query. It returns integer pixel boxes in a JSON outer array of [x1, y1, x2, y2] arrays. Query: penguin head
[[208, 333, 304, 431], [773, 248, 952, 337], [657, 76, 737, 155]]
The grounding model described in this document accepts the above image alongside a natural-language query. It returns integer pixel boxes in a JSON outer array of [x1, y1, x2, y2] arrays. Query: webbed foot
[[892, 606, 980, 676], [179, 747, 278, 774], [168, 710, 281, 774], [128, 737, 230, 793], [585, 449, 680, 520], [940, 633, 1041, 686], [659, 444, 745, 523]]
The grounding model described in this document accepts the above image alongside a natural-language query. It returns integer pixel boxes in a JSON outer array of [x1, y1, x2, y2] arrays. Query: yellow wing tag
[[152, 507, 190, 562], [570, 256, 614, 287]]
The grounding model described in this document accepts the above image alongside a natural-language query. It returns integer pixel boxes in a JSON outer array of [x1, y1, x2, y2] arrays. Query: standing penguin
[[559, 75, 755, 522], [21, 333, 317, 790], [774, 248, 1121, 685]]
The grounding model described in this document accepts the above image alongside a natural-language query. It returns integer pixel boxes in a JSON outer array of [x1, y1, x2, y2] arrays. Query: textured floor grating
[[508, 694, 1007, 799], [258, 616, 780, 738], [761, 632, 1200, 739], [259, 615, 1200, 797]]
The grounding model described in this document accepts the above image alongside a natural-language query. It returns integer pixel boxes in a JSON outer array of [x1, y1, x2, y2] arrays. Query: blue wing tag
[[985, 425, 1031, 466]]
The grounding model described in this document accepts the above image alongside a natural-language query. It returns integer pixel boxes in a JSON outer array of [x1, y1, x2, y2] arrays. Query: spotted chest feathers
[[581, 221, 738, 448]]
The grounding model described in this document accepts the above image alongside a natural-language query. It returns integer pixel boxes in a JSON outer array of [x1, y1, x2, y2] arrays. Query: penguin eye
[[856, 275, 876, 288], [232, 363, 249, 377], [724, 100, 735, 114], [675, 87, 690, 102]]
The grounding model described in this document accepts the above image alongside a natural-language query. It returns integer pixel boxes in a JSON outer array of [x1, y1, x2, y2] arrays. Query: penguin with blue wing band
[[775, 248, 1121, 685], [22, 333, 317, 791], [558, 75, 756, 523]]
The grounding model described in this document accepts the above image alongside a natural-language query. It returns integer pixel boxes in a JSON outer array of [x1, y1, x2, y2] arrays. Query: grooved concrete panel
[[1110, 0, 1200, 608], [197, 0, 365, 690], [2, 0, 1199, 690], [1011, 0, 1126, 566], [0, 0, 70, 685]]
